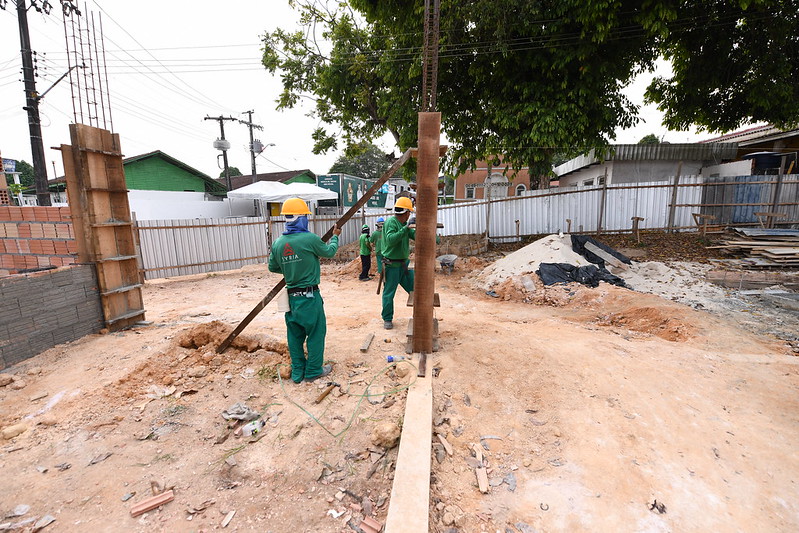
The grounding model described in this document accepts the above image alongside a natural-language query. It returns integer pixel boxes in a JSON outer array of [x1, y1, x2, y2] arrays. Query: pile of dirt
[[477, 234, 588, 289], [92, 322, 290, 411], [475, 234, 734, 315], [175, 320, 287, 354], [597, 305, 694, 342]]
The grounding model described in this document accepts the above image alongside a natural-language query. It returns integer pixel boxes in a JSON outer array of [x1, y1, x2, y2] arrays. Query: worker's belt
[[287, 285, 319, 296], [382, 258, 407, 265]]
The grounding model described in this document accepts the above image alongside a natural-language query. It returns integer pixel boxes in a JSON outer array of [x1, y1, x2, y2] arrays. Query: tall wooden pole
[[667, 161, 683, 233], [412, 112, 440, 353]]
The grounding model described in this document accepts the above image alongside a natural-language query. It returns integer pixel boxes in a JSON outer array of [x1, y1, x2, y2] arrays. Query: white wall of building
[[701, 159, 752, 177], [557, 162, 612, 188], [128, 190, 254, 220]]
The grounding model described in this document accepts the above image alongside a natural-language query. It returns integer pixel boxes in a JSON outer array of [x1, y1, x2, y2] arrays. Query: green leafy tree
[[646, 1, 799, 133], [264, 1, 798, 188], [638, 134, 660, 145], [5, 160, 35, 188], [219, 167, 243, 179], [329, 143, 392, 179]]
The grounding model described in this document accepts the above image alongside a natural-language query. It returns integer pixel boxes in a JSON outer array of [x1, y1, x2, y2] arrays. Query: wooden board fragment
[[437, 434, 454, 456], [129, 489, 174, 517], [584, 241, 627, 270], [221, 510, 236, 528], [360, 333, 375, 353], [472, 443, 483, 464], [475, 467, 489, 493]]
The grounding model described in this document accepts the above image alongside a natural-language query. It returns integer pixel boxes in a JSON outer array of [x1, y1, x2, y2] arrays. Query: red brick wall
[[454, 159, 533, 201], [0, 206, 77, 276]]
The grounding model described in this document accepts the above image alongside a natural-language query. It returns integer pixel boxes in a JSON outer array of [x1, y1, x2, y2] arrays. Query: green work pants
[[285, 292, 327, 383], [381, 261, 414, 322], [376, 254, 384, 274]]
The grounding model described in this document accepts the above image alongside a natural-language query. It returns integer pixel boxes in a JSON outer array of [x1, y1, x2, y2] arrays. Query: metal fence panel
[[137, 216, 270, 280], [136, 177, 798, 280]]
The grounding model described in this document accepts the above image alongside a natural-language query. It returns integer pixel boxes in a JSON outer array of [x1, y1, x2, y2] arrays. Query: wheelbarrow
[[436, 254, 458, 274]]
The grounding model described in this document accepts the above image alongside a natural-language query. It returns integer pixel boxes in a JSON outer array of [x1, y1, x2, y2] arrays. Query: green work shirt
[[359, 233, 372, 255], [381, 215, 415, 261], [268, 232, 339, 288], [370, 228, 384, 256]]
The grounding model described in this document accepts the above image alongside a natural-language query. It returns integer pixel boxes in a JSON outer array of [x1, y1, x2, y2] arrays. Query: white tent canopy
[[226, 181, 338, 203], [225, 181, 289, 200]]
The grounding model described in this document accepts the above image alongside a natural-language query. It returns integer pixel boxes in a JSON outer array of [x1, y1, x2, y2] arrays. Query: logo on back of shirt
[[281, 241, 300, 263]]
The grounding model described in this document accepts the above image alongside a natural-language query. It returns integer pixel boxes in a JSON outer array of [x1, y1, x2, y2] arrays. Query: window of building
[[485, 172, 509, 198], [515, 184, 527, 196], [465, 186, 475, 199], [597, 176, 605, 185], [582, 178, 594, 186]]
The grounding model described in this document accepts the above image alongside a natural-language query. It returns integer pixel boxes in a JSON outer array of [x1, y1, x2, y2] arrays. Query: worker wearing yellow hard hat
[[379, 195, 416, 329], [268, 198, 341, 382]]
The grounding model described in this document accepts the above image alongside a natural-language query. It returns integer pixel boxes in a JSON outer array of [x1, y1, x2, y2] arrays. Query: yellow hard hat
[[281, 197, 311, 215], [394, 196, 415, 212]]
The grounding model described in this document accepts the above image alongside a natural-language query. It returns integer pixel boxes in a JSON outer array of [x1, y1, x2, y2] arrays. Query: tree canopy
[[219, 167, 243, 179], [4, 160, 34, 188], [645, 0, 799, 133], [263, 1, 799, 186], [638, 134, 660, 145], [329, 142, 392, 179]]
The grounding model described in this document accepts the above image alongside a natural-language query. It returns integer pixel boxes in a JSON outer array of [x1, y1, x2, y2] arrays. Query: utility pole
[[204, 115, 237, 191], [238, 111, 264, 184], [15, 0, 50, 206]]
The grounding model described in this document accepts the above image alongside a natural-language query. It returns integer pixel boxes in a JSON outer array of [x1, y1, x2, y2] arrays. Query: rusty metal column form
[[412, 112, 441, 353]]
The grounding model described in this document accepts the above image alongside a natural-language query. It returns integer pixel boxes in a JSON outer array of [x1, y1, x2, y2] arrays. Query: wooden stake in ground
[[216, 150, 412, 353]]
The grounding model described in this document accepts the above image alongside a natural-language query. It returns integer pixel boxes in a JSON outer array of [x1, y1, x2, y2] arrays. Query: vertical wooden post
[[412, 112, 440, 354], [768, 155, 787, 228], [596, 167, 608, 235], [484, 180, 491, 245], [632, 216, 644, 243], [667, 161, 683, 233], [515, 219, 520, 242]]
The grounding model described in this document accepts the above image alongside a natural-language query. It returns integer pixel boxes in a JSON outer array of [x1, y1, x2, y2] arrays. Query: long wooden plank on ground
[[384, 368, 432, 533]]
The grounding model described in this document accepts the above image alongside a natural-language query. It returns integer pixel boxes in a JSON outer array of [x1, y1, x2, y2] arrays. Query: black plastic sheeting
[[570, 235, 631, 268], [536, 263, 628, 288]]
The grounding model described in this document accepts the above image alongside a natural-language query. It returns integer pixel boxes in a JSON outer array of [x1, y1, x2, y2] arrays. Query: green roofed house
[[218, 169, 317, 191], [26, 150, 250, 219], [124, 150, 227, 194]]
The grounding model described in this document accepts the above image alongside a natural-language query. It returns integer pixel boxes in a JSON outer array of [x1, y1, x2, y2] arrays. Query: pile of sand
[[477, 234, 589, 289], [476, 234, 731, 311], [620, 261, 729, 310]]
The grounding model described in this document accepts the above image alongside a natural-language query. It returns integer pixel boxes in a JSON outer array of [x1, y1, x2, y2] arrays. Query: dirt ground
[[2, 235, 799, 532]]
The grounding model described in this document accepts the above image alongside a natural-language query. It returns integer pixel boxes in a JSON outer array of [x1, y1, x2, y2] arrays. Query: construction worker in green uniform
[[380, 196, 416, 329], [370, 217, 385, 275], [268, 198, 341, 383], [358, 224, 372, 281]]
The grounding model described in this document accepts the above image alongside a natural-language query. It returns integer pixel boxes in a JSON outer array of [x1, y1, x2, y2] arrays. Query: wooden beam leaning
[[216, 149, 413, 353]]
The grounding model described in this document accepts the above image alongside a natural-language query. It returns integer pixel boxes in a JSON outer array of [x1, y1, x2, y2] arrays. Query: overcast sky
[[1, 1, 709, 181]]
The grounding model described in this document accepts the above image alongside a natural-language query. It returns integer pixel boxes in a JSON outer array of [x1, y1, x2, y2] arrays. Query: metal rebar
[[99, 12, 113, 132]]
